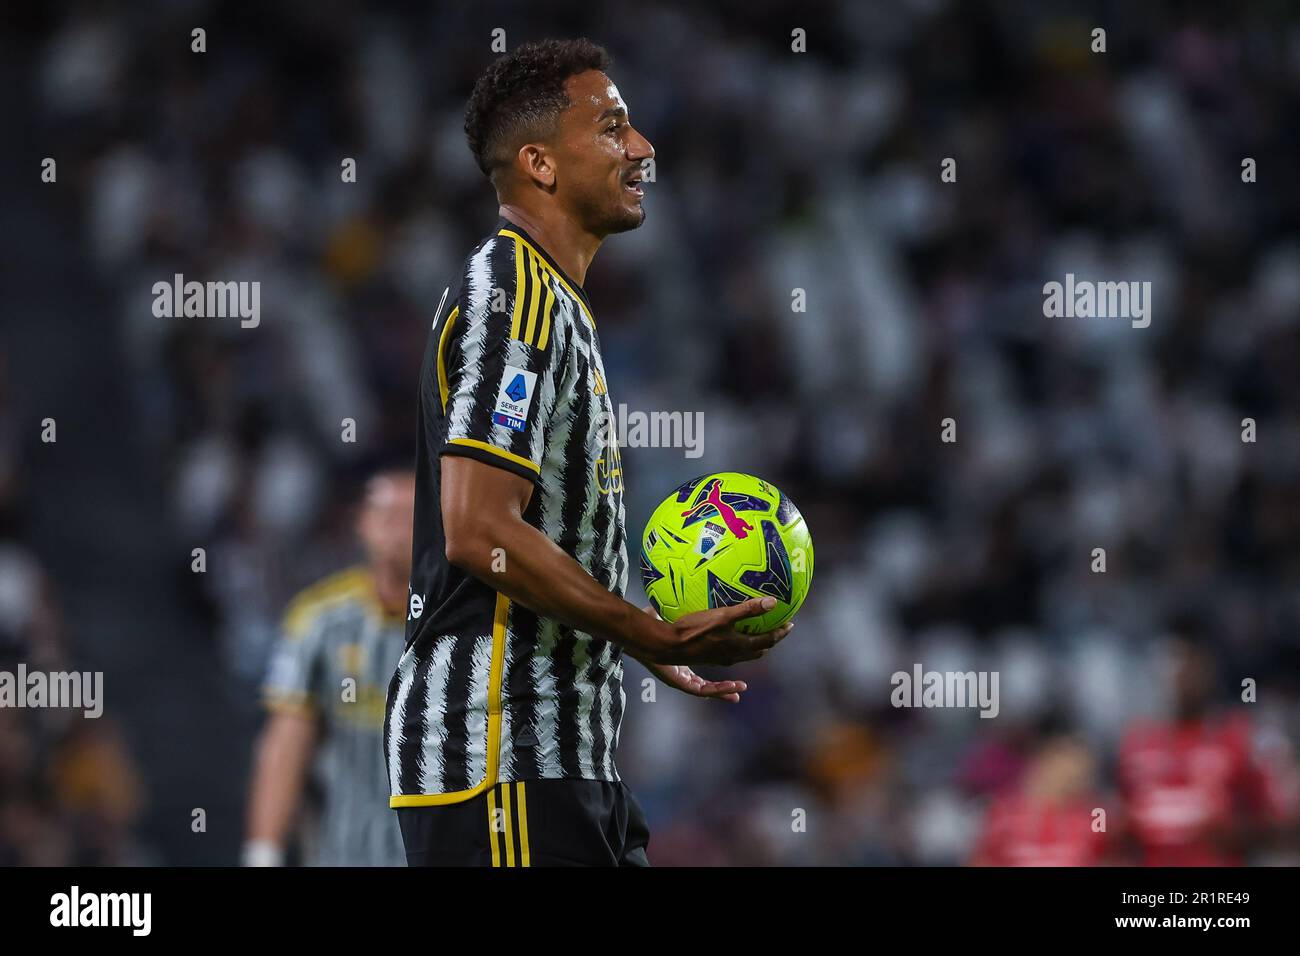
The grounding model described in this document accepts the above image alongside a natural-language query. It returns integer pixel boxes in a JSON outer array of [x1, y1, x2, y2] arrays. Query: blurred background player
[[1117, 624, 1299, 866], [243, 470, 415, 866], [970, 716, 1113, 867]]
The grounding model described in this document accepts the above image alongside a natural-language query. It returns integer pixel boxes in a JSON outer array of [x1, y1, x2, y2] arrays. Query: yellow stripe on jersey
[[436, 305, 460, 412], [536, 260, 556, 351], [445, 438, 540, 476], [388, 592, 510, 808], [498, 228, 595, 329], [262, 691, 318, 717], [282, 566, 373, 638], [523, 249, 543, 347], [509, 235, 526, 341]]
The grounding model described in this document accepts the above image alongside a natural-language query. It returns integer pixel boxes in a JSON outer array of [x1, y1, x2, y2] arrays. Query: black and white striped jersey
[[385, 219, 629, 807], [264, 567, 407, 865]]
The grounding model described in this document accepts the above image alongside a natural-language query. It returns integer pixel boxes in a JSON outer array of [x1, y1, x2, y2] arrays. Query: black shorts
[[396, 779, 650, 867]]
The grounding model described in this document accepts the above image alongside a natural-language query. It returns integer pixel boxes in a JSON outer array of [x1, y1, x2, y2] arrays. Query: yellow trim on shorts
[[487, 787, 502, 867], [516, 781, 531, 867], [501, 784, 516, 867]]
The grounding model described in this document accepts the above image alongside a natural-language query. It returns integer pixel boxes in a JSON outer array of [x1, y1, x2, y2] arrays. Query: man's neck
[[498, 203, 601, 287], [371, 571, 406, 620]]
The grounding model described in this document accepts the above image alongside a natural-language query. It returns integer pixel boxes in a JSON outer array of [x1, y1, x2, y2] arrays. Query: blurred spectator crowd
[[0, 410, 145, 863], [5, 0, 1300, 864]]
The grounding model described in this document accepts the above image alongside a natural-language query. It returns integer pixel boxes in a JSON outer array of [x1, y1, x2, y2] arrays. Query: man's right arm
[[244, 710, 319, 865], [441, 454, 790, 666]]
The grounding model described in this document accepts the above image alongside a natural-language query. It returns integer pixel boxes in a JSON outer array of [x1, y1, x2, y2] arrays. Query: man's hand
[[643, 661, 748, 703], [636, 603, 788, 699], [650, 596, 794, 666]]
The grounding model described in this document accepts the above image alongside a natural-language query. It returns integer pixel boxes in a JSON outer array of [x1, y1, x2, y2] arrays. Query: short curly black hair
[[464, 38, 613, 181]]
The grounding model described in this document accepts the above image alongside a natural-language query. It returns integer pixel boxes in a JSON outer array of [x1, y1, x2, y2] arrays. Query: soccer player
[[970, 722, 1113, 867], [244, 471, 415, 867], [385, 38, 792, 867], [1117, 630, 1297, 865]]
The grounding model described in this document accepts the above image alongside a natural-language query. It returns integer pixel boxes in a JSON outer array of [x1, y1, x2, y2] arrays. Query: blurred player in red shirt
[[1118, 633, 1297, 866], [971, 719, 1113, 867]]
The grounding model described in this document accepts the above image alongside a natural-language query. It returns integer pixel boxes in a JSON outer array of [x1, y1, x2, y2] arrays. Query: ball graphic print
[[640, 473, 813, 635]]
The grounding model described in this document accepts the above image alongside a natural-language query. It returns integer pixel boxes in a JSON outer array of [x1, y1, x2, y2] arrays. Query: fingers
[[698, 680, 745, 703], [728, 621, 794, 663], [674, 597, 776, 639], [715, 596, 777, 626], [691, 620, 795, 666], [699, 680, 746, 694], [751, 620, 794, 650]]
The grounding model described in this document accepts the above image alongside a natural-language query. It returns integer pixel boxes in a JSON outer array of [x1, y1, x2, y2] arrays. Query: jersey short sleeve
[[438, 233, 565, 483], [262, 606, 327, 716]]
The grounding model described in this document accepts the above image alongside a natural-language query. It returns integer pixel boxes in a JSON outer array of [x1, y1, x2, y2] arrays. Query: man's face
[[1170, 640, 1213, 716], [552, 70, 655, 237], [357, 474, 416, 585]]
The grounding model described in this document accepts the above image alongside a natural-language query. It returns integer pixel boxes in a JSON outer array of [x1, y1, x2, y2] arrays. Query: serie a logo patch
[[493, 365, 537, 432]]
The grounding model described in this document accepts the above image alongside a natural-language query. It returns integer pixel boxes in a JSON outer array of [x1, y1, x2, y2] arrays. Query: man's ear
[[517, 143, 556, 189]]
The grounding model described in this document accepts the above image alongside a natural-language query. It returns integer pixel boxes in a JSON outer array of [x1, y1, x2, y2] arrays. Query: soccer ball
[[640, 473, 813, 635]]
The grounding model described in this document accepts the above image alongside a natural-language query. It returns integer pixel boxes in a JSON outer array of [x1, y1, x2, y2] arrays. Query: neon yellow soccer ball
[[640, 473, 813, 635]]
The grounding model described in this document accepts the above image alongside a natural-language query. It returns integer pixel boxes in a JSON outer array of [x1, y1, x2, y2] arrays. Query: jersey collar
[[494, 217, 595, 317]]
